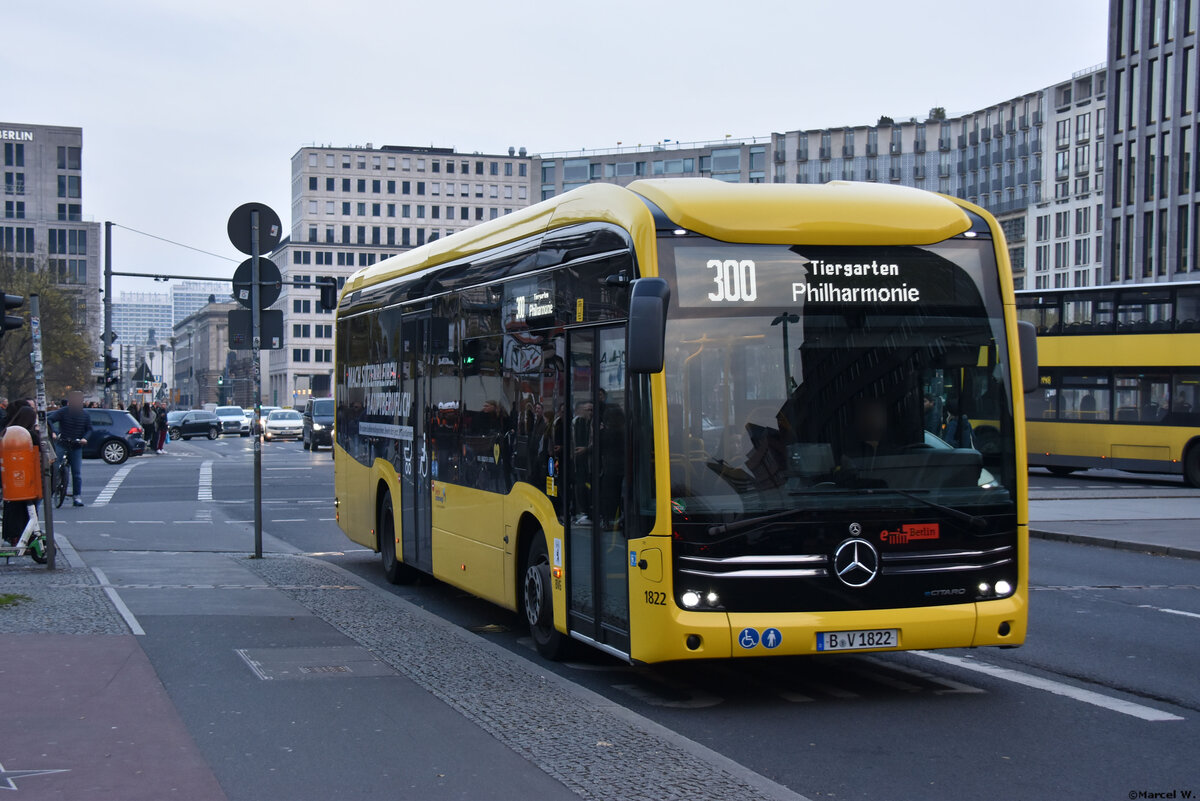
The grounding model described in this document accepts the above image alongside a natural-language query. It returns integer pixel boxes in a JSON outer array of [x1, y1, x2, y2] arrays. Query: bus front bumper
[[630, 593, 1026, 663]]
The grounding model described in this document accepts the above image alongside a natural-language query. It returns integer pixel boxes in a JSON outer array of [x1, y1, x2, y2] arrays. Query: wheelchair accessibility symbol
[[737, 628, 759, 649]]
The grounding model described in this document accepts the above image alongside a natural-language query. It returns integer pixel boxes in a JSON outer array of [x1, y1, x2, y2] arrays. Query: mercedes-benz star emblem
[[848, 522, 862, 536], [833, 538, 880, 588]]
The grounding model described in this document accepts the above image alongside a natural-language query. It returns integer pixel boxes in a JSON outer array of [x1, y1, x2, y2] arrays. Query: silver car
[[263, 409, 303, 441]]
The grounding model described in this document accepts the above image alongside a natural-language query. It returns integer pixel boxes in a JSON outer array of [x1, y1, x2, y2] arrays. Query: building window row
[[306, 151, 528, 178]]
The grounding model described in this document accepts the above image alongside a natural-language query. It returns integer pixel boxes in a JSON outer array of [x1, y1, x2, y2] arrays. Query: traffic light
[[317, 276, 338, 311], [104, 354, 119, 387], [1, 292, 24, 338]]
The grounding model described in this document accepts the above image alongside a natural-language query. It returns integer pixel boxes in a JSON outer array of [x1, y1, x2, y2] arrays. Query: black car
[[166, 409, 222, 441], [302, 397, 334, 451], [50, 408, 146, 465]]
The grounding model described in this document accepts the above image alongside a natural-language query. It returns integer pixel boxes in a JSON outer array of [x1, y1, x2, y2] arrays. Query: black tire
[[207, 427, 220, 440], [1184, 446, 1200, 488], [379, 492, 419, 585], [523, 533, 569, 661], [28, 534, 48, 565], [52, 465, 67, 509], [240, 432, 249, 438], [1047, 466, 1078, 477], [169, 427, 182, 441], [101, 440, 129, 465]]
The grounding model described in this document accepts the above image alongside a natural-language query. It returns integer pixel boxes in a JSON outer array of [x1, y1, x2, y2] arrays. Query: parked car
[[167, 409, 222, 441], [56, 408, 147, 465], [263, 409, 303, 441], [215, 405, 250, 436], [302, 397, 334, 451]]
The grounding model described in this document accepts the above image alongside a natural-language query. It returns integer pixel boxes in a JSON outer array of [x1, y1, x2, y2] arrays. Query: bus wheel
[[1184, 447, 1200, 488], [379, 492, 418, 585], [1047, 466, 1078, 477], [523, 534, 568, 661]]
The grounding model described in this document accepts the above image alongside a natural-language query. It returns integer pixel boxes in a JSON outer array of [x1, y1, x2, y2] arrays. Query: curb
[[1030, 528, 1200, 560]]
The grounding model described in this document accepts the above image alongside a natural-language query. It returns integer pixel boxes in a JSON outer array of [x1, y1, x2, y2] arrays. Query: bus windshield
[[659, 236, 1017, 527]]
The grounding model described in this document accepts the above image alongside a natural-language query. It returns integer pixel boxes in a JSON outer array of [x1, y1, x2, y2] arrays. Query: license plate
[[816, 628, 898, 652]]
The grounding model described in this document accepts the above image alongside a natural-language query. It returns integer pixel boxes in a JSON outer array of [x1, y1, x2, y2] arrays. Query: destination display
[[669, 242, 982, 311]]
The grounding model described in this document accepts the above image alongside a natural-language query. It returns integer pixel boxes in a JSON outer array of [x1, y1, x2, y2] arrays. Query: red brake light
[[129, 427, 142, 435]]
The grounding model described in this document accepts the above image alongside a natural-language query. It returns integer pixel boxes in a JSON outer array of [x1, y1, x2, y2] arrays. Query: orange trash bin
[[2, 426, 44, 502]]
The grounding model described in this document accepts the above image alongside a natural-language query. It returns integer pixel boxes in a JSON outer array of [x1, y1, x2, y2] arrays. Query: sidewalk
[[2, 534, 805, 801], [1029, 497, 1200, 559]]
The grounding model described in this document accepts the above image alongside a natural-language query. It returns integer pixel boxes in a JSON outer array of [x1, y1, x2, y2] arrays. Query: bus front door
[[400, 313, 433, 573], [567, 325, 630, 655]]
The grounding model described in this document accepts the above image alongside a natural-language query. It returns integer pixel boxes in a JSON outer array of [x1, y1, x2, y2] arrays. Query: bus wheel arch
[[520, 519, 568, 661], [1183, 439, 1200, 487], [377, 482, 418, 585]]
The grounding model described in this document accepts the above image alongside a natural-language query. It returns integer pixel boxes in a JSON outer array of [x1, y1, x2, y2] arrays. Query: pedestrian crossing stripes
[[198, 460, 213, 501], [92, 461, 140, 507]]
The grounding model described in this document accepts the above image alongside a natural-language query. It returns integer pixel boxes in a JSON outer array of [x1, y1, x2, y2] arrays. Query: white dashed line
[[198, 460, 213, 501], [912, 651, 1183, 722], [92, 461, 140, 507], [1138, 604, 1200, 620]]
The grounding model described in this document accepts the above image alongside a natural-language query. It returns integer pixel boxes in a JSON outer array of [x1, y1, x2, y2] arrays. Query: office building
[[1027, 65, 1108, 289], [1, 122, 102, 346], [1106, 0, 1200, 282], [533, 138, 773, 200], [268, 143, 533, 407], [172, 280, 233, 325], [112, 289, 173, 353]]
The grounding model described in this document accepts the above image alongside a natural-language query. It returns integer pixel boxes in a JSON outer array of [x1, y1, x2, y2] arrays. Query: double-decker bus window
[[1176, 286, 1200, 331], [1027, 371, 1059, 420], [1114, 374, 1171, 422], [1116, 288, 1173, 332], [1172, 375, 1200, 416], [1060, 374, 1111, 420]]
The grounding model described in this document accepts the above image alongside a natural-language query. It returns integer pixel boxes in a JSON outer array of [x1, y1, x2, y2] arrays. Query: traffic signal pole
[[103, 221, 114, 408], [251, 209, 263, 559]]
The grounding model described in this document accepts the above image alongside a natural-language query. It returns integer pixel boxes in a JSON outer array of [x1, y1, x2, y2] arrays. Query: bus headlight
[[978, 582, 991, 595], [680, 590, 701, 609], [705, 591, 720, 606], [994, 580, 1012, 597]]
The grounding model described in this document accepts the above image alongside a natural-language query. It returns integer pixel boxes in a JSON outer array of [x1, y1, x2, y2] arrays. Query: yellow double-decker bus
[[1017, 283, 1200, 486], [334, 179, 1035, 663]]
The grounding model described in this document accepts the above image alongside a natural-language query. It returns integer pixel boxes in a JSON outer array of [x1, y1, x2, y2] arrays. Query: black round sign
[[227, 202, 282, 256], [231, 257, 282, 310]]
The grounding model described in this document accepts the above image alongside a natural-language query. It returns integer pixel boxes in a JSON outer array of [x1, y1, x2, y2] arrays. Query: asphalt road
[[59, 439, 1200, 800]]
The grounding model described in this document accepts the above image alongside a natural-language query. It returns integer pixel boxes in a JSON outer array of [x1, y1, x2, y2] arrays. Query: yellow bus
[[334, 179, 1035, 663], [1017, 283, 1200, 486]]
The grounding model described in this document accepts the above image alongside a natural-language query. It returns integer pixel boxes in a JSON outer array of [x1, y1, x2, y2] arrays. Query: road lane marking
[[92, 461, 140, 507], [272, 519, 306, 523], [912, 651, 1184, 721], [266, 467, 312, 471], [1138, 604, 1200, 620], [861, 656, 985, 695], [198, 460, 213, 501], [91, 566, 145, 636], [128, 520, 165, 524]]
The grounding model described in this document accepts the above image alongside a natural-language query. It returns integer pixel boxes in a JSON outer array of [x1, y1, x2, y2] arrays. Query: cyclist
[[48, 390, 93, 507]]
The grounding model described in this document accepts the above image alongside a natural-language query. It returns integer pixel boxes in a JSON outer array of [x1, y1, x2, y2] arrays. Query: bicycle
[[50, 438, 84, 509]]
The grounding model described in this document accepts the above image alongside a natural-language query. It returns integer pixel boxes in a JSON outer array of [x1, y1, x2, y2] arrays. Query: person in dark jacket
[[48, 390, 93, 506]]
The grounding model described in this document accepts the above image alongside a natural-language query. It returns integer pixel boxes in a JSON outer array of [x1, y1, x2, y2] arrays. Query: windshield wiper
[[864, 488, 988, 530], [707, 508, 811, 537]]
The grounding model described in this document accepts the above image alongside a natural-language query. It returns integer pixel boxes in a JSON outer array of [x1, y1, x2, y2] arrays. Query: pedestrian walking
[[48, 390, 93, 506], [140, 402, 158, 454], [155, 402, 168, 453]]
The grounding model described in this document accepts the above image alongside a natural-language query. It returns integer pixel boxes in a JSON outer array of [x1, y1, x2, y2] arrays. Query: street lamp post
[[771, 313, 799, 397]]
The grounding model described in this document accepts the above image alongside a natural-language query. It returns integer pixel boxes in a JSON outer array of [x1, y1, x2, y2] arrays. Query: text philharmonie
[[791, 282, 922, 303]]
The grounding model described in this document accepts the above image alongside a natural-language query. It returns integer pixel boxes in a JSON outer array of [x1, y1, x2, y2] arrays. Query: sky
[[2, 0, 1109, 294]]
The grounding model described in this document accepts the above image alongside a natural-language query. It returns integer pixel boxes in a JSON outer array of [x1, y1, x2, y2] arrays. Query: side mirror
[[627, 277, 671, 374], [1016, 320, 1038, 394]]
